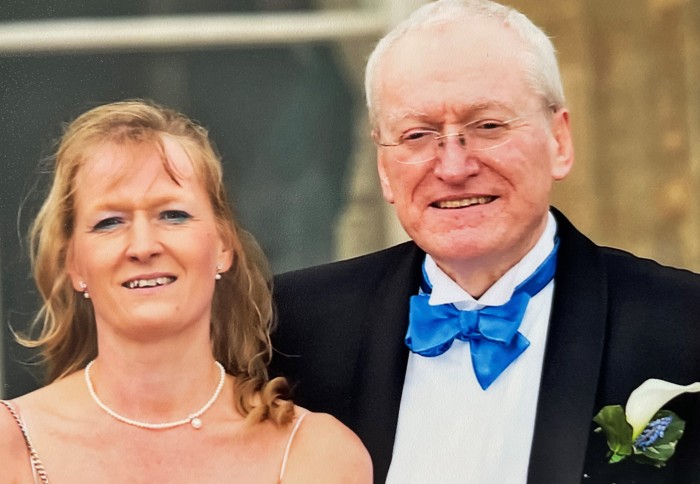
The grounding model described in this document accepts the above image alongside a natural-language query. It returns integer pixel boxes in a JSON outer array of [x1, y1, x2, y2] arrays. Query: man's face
[[374, 20, 573, 291]]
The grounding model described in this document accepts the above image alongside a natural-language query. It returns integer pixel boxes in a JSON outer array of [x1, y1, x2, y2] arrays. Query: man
[[271, 1, 700, 482]]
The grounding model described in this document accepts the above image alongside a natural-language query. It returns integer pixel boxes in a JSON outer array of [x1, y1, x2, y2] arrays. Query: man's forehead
[[379, 18, 522, 89], [376, 20, 530, 125]]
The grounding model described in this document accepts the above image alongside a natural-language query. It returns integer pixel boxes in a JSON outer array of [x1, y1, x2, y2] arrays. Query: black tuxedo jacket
[[271, 209, 700, 483]]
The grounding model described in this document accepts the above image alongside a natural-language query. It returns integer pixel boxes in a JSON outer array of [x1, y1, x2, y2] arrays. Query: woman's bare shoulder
[[0, 399, 35, 482], [0, 376, 81, 468], [282, 407, 372, 484], [0, 399, 24, 443]]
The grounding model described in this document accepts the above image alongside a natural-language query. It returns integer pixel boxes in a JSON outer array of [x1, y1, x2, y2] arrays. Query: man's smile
[[431, 196, 497, 209]]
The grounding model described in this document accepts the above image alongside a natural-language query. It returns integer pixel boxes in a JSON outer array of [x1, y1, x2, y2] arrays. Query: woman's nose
[[125, 218, 162, 261]]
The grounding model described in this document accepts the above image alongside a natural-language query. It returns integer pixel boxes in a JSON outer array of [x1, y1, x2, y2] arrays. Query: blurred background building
[[2, 0, 699, 398]]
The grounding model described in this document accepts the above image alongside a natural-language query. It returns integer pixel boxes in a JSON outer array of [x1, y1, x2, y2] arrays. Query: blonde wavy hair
[[23, 99, 293, 424]]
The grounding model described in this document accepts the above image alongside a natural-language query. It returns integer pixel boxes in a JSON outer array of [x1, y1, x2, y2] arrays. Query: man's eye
[[401, 130, 436, 143], [474, 120, 507, 130], [92, 217, 122, 231], [161, 210, 192, 223]]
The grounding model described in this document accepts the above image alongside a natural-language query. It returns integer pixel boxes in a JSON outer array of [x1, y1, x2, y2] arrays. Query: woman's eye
[[161, 210, 192, 223], [92, 217, 122, 231]]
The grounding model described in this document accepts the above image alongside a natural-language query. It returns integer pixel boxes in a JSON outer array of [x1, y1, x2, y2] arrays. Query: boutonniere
[[593, 379, 700, 467]]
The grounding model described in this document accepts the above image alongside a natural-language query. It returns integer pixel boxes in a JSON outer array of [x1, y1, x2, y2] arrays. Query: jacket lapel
[[527, 209, 609, 482], [347, 211, 609, 482], [351, 242, 425, 483]]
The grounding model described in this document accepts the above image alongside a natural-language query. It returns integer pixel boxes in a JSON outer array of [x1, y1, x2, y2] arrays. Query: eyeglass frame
[[371, 105, 558, 165]]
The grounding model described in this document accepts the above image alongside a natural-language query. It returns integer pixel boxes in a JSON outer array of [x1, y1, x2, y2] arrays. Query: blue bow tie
[[406, 240, 559, 390]]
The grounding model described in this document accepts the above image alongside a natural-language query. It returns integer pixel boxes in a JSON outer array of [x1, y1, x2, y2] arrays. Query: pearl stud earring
[[79, 281, 90, 299]]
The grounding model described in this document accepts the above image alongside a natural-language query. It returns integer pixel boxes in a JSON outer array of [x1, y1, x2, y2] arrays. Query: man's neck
[[430, 212, 556, 300]]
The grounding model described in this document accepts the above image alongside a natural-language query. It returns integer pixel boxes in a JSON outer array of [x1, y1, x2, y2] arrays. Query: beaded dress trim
[[1, 400, 50, 484]]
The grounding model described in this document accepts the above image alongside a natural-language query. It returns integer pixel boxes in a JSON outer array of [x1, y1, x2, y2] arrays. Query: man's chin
[[414, 233, 495, 262]]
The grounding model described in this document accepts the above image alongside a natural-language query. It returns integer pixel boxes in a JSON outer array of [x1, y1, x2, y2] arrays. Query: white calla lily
[[625, 379, 700, 438]]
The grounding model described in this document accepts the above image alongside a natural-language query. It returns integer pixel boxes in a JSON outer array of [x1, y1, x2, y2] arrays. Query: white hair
[[364, 0, 565, 124]]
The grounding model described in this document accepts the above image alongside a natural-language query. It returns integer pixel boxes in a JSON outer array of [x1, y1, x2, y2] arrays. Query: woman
[[0, 100, 371, 483]]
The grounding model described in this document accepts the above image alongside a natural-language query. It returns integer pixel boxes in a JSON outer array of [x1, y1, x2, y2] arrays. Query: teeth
[[126, 276, 175, 289], [436, 196, 494, 209]]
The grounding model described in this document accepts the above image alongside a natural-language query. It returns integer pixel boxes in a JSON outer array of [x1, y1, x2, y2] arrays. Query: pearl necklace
[[84, 360, 226, 430]]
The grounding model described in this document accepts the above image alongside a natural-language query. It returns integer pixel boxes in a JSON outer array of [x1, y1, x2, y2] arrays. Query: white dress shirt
[[386, 213, 557, 484]]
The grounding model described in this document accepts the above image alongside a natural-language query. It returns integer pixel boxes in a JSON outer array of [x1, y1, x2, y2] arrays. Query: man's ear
[[550, 108, 574, 180], [377, 152, 396, 204]]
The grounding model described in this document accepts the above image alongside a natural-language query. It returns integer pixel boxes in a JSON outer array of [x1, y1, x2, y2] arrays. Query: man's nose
[[432, 135, 480, 182]]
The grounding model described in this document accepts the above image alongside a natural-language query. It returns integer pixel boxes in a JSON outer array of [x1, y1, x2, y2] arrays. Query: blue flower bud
[[633, 416, 673, 449]]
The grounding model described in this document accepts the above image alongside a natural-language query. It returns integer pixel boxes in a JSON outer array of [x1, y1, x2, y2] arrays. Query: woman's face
[[67, 136, 232, 342]]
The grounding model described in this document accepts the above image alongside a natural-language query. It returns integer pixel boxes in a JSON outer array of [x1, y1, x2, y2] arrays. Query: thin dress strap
[[278, 412, 308, 483], [0, 400, 50, 484]]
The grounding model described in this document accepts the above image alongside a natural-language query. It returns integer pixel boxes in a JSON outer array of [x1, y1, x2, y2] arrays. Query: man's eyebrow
[[384, 109, 430, 124], [383, 101, 517, 125], [455, 101, 516, 114]]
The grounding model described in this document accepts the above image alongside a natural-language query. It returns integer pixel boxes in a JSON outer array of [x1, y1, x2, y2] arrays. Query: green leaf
[[633, 453, 669, 468], [593, 405, 634, 462], [632, 410, 686, 467], [608, 452, 628, 464]]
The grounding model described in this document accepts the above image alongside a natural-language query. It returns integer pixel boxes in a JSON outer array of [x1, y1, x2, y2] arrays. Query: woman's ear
[[65, 240, 86, 292], [219, 247, 234, 273]]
